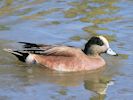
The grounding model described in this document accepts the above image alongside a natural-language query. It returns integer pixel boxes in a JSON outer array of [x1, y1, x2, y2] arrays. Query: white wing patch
[[26, 54, 36, 64]]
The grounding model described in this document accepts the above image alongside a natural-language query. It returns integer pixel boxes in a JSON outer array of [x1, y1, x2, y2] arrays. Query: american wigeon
[[4, 36, 118, 72]]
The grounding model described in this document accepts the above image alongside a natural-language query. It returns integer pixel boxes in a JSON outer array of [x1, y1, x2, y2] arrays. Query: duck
[[4, 36, 118, 72]]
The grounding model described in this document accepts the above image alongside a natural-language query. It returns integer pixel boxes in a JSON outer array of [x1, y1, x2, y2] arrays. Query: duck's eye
[[86, 37, 104, 47], [96, 38, 104, 46], [98, 40, 104, 46]]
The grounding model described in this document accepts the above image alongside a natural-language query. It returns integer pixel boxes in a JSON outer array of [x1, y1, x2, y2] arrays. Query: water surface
[[0, 0, 133, 100]]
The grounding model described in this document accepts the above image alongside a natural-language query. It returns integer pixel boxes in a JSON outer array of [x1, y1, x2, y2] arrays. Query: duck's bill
[[106, 48, 118, 56]]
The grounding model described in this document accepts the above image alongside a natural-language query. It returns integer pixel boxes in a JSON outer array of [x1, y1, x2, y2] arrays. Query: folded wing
[[18, 42, 84, 57]]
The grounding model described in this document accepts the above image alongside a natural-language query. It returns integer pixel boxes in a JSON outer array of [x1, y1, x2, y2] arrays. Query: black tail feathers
[[4, 49, 29, 62], [18, 42, 41, 48]]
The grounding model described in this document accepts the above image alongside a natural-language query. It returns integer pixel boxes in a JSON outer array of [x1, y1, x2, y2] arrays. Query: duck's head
[[84, 36, 118, 56]]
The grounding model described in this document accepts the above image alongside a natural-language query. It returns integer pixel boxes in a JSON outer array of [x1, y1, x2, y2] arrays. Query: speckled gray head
[[84, 36, 118, 56], [98, 36, 118, 56]]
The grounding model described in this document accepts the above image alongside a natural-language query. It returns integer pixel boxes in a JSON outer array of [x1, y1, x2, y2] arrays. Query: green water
[[0, 0, 132, 100]]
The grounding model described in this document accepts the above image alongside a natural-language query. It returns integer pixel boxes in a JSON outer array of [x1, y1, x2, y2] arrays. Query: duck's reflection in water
[[84, 76, 114, 100]]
